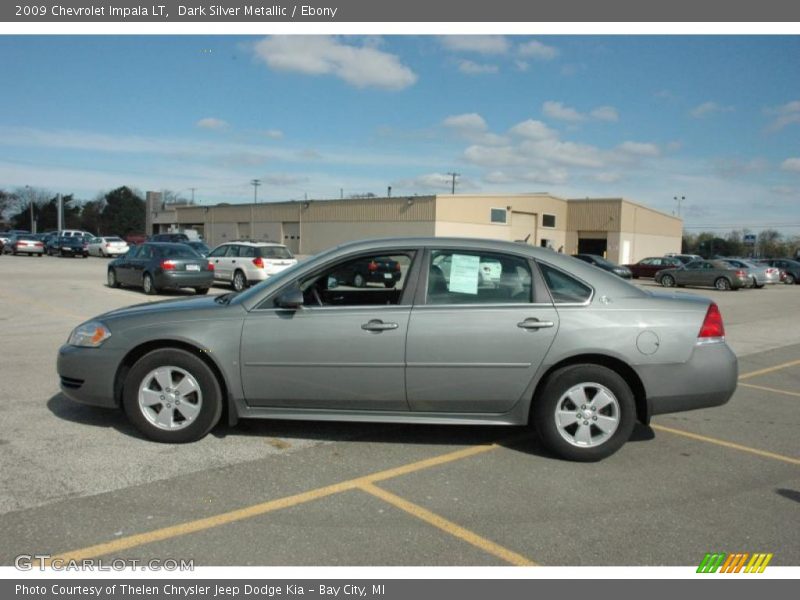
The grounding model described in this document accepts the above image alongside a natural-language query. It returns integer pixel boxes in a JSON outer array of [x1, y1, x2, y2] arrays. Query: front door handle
[[361, 319, 399, 332], [517, 318, 555, 330]]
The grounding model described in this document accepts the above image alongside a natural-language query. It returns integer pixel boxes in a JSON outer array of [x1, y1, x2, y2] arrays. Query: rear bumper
[[155, 271, 214, 289], [57, 344, 123, 408], [636, 341, 738, 417]]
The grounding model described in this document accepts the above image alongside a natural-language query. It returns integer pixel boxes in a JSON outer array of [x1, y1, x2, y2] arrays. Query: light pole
[[251, 179, 261, 204], [673, 195, 685, 217]]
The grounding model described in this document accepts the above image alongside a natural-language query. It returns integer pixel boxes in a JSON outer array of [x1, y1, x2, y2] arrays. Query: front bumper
[[636, 341, 738, 417], [57, 344, 124, 408]]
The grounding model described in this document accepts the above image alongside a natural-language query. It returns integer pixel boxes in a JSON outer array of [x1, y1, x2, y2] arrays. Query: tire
[[786, 274, 796, 285], [754, 284, 764, 289], [353, 273, 366, 288], [384, 281, 396, 288], [232, 270, 247, 292], [107, 268, 120, 288], [122, 348, 223, 443], [195, 287, 209, 295], [714, 277, 732, 291], [660, 274, 675, 288], [142, 273, 157, 295], [533, 364, 636, 462]]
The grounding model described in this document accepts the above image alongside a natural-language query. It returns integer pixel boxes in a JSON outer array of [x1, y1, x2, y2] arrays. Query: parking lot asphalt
[[0, 254, 798, 566]]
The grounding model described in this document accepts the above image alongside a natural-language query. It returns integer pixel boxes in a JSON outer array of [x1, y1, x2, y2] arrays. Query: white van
[[59, 229, 95, 238]]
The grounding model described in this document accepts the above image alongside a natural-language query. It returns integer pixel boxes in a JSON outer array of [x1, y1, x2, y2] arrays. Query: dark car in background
[[655, 259, 749, 291], [572, 254, 632, 279], [333, 255, 403, 288], [758, 258, 800, 285], [107, 242, 214, 295], [53, 235, 89, 258], [624, 256, 683, 279], [151, 233, 191, 243], [184, 240, 210, 257]]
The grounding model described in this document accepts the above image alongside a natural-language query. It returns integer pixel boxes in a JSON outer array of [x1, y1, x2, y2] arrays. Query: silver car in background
[[87, 236, 130, 257], [720, 258, 780, 288], [57, 237, 737, 462]]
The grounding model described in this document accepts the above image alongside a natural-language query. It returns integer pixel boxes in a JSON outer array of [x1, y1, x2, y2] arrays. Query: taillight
[[34, 242, 43, 247], [368, 261, 378, 272], [252, 256, 264, 268], [735, 270, 746, 278], [207, 262, 214, 271], [395, 262, 401, 271], [161, 259, 177, 270], [698, 302, 725, 340]]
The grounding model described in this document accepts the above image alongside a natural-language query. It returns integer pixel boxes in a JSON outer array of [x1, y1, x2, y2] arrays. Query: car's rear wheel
[[384, 281, 395, 288], [786, 274, 796, 285], [714, 277, 732, 291], [123, 348, 223, 443], [660, 274, 675, 287], [353, 273, 366, 287], [533, 364, 636, 462], [143, 273, 157, 295], [107, 268, 120, 288], [232, 270, 247, 292]]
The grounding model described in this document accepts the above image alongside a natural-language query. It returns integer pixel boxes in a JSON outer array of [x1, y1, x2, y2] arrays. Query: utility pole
[[190, 188, 196, 204], [673, 195, 685, 217], [57, 193, 63, 231], [251, 179, 261, 204], [446, 172, 460, 195]]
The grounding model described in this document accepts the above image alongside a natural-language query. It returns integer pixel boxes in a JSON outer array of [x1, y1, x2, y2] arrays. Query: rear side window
[[538, 262, 592, 304], [427, 250, 532, 304]]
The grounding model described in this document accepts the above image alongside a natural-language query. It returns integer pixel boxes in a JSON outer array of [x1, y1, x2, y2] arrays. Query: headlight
[[68, 321, 111, 347]]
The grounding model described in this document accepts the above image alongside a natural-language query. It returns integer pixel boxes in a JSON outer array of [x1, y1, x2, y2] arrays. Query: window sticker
[[480, 259, 502, 281], [448, 254, 481, 294]]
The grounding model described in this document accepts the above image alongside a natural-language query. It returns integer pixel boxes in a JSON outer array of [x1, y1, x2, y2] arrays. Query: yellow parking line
[[47, 443, 501, 563], [358, 482, 537, 566], [738, 359, 800, 380], [739, 382, 800, 399], [651, 424, 800, 466]]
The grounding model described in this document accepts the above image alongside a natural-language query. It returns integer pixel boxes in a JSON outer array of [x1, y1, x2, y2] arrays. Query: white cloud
[[517, 40, 558, 60], [514, 60, 529, 72], [590, 106, 619, 122], [689, 101, 734, 119], [592, 172, 623, 183], [509, 119, 558, 141], [457, 60, 499, 75], [439, 35, 509, 55], [443, 113, 488, 134], [261, 173, 310, 186], [765, 100, 800, 132], [196, 117, 228, 130], [393, 172, 459, 191], [543, 101, 585, 123], [252, 36, 417, 91], [262, 129, 284, 139], [781, 157, 800, 172], [617, 141, 661, 157]]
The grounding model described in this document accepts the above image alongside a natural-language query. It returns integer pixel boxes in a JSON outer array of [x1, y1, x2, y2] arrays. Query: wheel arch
[[114, 339, 235, 426], [530, 353, 649, 425]]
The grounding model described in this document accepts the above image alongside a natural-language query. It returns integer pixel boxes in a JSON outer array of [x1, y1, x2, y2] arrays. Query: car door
[[114, 246, 140, 284], [216, 245, 239, 282], [405, 248, 559, 413], [239, 249, 419, 411], [680, 261, 703, 285], [207, 245, 227, 282]]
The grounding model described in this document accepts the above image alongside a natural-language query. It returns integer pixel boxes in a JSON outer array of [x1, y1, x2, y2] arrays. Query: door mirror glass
[[275, 285, 304, 309], [326, 275, 339, 289]]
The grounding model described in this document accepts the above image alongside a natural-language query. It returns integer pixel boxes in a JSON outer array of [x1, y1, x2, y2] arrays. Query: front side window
[[538, 262, 592, 304], [428, 250, 532, 304], [297, 252, 413, 307], [208, 245, 227, 258]]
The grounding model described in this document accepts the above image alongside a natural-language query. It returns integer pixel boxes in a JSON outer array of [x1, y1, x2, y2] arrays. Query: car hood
[[98, 295, 233, 324]]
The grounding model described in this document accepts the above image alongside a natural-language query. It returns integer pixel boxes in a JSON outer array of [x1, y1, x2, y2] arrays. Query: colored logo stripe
[[697, 552, 773, 573]]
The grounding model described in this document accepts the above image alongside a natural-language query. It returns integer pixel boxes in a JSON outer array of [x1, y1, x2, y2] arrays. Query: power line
[[446, 172, 460, 195]]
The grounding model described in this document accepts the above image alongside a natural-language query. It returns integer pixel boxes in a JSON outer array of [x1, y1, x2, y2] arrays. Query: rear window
[[258, 246, 294, 259], [157, 245, 200, 259], [106, 237, 123, 242], [538, 262, 593, 304]]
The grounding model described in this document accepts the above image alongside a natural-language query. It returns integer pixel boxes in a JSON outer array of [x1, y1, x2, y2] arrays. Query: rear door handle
[[361, 319, 399, 332], [517, 318, 555, 330]]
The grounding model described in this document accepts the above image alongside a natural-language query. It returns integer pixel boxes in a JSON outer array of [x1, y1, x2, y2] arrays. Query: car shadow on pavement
[[46, 393, 140, 438], [776, 488, 800, 504]]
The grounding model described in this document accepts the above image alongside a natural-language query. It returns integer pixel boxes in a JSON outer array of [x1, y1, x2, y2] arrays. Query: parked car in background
[[0, 229, 30, 251], [58, 237, 738, 462], [208, 241, 297, 292], [58, 229, 95, 239], [87, 236, 129, 257], [623, 256, 683, 279], [758, 258, 800, 285], [107, 242, 214, 295], [53, 235, 89, 258], [332, 254, 404, 288], [150, 232, 191, 243], [124, 233, 147, 246], [655, 259, 749, 291], [720, 258, 779, 288], [2, 233, 45, 256], [184, 240, 210, 258], [572, 254, 632, 279], [665, 253, 703, 265]]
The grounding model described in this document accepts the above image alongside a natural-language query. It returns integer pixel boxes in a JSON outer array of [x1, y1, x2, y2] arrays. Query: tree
[[80, 197, 106, 234], [100, 186, 145, 236]]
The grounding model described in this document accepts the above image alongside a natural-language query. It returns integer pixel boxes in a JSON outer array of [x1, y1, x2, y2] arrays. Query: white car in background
[[87, 236, 129, 257], [208, 240, 298, 292]]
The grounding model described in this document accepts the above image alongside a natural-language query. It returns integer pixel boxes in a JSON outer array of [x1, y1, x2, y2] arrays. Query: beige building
[[147, 192, 681, 264]]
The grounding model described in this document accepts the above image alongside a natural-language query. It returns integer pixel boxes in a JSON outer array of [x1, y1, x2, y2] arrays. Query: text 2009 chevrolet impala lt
[[58, 238, 737, 461]]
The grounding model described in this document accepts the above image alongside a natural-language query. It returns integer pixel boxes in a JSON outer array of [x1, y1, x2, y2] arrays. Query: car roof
[[218, 240, 286, 247]]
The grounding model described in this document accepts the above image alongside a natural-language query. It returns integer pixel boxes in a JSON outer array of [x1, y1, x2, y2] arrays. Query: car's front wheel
[[533, 364, 636, 462], [107, 268, 120, 288], [660, 274, 675, 287], [714, 277, 732, 291], [123, 348, 223, 443]]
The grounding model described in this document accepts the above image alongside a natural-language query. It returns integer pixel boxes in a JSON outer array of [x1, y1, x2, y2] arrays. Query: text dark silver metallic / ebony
[[58, 237, 737, 461]]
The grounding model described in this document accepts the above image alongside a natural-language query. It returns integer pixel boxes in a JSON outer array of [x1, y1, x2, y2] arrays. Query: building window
[[490, 208, 507, 224], [542, 214, 556, 228]]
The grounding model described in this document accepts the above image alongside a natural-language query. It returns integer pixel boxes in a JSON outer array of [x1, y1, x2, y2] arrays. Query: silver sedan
[[57, 237, 737, 462]]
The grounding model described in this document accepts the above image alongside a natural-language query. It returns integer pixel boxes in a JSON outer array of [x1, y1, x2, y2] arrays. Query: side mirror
[[275, 285, 304, 309]]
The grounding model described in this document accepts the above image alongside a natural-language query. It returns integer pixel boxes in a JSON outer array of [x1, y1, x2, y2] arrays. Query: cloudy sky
[[0, 35, 798, 232]]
